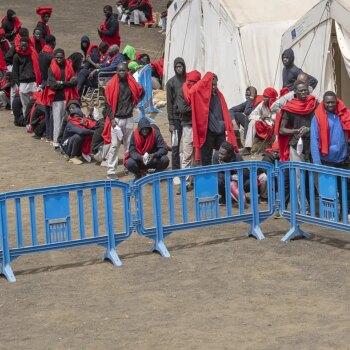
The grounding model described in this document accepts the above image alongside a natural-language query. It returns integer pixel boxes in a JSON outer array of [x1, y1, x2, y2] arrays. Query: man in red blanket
[[101, 62, 144, 180], [35, 7, 52, 39], [125, 118, 169, 180], [190, 72, 238, 166], [1, 9, 21, 43], [42, 48, 79, 148], [98, 5, 120, 47]]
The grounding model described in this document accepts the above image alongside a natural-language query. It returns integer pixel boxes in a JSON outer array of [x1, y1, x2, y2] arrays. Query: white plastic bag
[[296, 137, 303, 156], [143, 152, 150, 165], [93, 107, 100, 121], [171, 130, 178, 147]]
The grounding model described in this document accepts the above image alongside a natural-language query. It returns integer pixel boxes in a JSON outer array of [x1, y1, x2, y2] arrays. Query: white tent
[[164, 0, 320, 107], [280, 0, 350, 105]]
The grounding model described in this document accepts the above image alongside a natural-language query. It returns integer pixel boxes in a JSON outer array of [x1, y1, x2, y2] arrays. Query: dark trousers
[[171, 119, 182, 170], [45, 106, 53, 140], [63, 134, 83, 157], [33, 120, 46, 137], [234, 112, 250, 138], [200, 131, 226, 166], [78, 68, 97, 96], [126, 155, 169, 176]]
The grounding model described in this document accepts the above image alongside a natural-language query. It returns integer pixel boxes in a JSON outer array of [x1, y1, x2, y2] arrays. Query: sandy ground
[[1, 1, 350, 349]]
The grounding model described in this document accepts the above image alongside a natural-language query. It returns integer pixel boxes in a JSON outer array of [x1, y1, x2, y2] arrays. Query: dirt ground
[[1, 1, 350, 349]]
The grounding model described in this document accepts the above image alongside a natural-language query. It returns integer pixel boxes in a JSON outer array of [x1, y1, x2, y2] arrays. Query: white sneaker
[[82, 153, 91, 163], [69, 157, 83, 165], [100, 160, 108, 167]]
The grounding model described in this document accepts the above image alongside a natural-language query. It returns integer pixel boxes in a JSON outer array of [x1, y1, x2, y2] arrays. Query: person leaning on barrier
[[213, 141, 249, 206], [125, 118, 169, 180], [101, 62, 144, 180]]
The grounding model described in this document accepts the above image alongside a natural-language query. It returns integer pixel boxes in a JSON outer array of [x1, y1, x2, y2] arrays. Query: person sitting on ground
[[98, 5, 120, 47], [281, 48, 318, 91], [12, 88, 24, 126], [0, 28, 11, 57], [88, 44, 125, 79], [128, 0, 153, 26], [0, 71, 11, 110], [28, 91, 46, 138], [191, 72, 239, 165], [125, 118, 169, 180], [42, 48, 79, 148], [116, 0, 131, 20], [213, 141, 249, 206], [101, 62, 144, 180], [229, 86, 262, 146], [29, 28, 44, 54], [60, 108, 96, 165], [12, 37, 42, 116], [241, 87, 278, 156], [91, 107, 110, 165], [35, 7, 53, 39], [122, 44, 136, 62], [1, 9, 22, 43]]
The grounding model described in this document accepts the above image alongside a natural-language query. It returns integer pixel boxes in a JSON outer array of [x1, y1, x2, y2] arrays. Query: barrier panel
[[0, 181, 132, 282], [134, 161, 276, 257], [135, 64, 160, 122], [278, 161, 350, 241]]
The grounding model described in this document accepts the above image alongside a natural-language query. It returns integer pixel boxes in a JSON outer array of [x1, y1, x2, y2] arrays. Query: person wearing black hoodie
[[125, 118, 169, 180], [282, 48, 318, 91], [166, 57, 186, 170]]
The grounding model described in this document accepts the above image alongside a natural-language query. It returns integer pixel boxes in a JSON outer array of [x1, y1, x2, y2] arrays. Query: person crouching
[[125, 118, 169, 180]]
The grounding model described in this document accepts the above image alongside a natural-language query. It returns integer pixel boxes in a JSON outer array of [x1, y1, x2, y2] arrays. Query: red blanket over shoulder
[[42, 58, 79, 106], [314, 99, 350, 156], [1, 16, 22, 32], [190, 72, 238, 158], [99, 18, 120, 47], [101, 73, 143, 144]]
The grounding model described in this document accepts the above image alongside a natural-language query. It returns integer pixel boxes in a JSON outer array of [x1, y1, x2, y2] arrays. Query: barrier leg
[[281, 224, 311, 242], [1, 264, 16, 283], [103, 248, 122, 266], [152, 180, 170, 258]]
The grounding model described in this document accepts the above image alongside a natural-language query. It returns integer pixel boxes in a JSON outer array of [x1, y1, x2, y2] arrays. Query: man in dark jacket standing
[[166, 57, 186, 170], [125, 118, 169, 180], [98, 5, 120, 47], [282, 48, 318, 91]]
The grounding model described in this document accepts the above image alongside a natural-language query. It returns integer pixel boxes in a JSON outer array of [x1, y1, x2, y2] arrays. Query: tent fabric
[[335, 22, 350, 78], [165, 0, 320, 107]]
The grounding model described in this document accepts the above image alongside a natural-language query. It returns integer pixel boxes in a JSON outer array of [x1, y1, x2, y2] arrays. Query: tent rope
[[238, 27, 251, 85]]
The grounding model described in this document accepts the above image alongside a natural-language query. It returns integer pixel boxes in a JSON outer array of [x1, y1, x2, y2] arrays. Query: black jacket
[[12, 53, 36, 84], [99, 14, 119, 37], [166, 57, 186, 125], [177, 88, 192, 126], [38, 50, 54, 84], [1, 11, 17, 42], [129, 119, 168, 162]]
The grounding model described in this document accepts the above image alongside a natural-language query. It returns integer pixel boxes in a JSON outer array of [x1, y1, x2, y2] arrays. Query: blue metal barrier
[[134, 161, 276, 257], [135, 64, 160, 122], [279, 161, 350, 241], [0, 181, 132, 282]]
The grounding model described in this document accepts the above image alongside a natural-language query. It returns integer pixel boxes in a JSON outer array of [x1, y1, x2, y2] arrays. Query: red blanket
[[99, 18, 120, 47], [15, 46, 42, 85], [1, 16, 22, 32]]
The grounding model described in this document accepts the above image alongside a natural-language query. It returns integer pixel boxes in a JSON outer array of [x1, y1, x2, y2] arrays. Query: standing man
[[12, 37, 42, 116], [98, 5, 120, 47], [101, 62, 144, 180], [35, 7, 53, 39], [311, 91, 350, 167], [191, 72, 238, 166], [42, 48, 79, 148], [166, 57, 186, 170]]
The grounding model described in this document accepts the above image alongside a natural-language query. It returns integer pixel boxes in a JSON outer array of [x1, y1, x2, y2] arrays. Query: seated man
[[213, 141, 249, 206], [29, 91, 46, 137], [0, 71, 11, 109], [241, 87, 278, 155], [60, 108, 96, 165], [128, 0, 153, 26], [125, 118, 169, 180]]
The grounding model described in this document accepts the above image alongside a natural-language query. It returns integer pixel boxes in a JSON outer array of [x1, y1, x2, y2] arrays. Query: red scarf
[[99, 18, 121, 47], [277, 95, 317, 161], [1, 16, 22, 32], [42, 44, 54, 54], [190, 72, 238, 159], [42, 58, 79, 106], [37, 19, 51, 36], [253, 95, 264, 107], [15, 46, 42, 85], [101, 73, 143, 144], [0, 48, 6, 71], [314, 99, 350, 156], [29, 36, 45, 53], [183, 70, 201, 105], [151, 61, 163, 79], [86, 44, 99, 57], [263, 87, 278, 107]]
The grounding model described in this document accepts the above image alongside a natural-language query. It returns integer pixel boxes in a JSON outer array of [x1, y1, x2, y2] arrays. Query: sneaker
[[219, 197, 226, 206], [107, 173, 119, 180], [81, 153, 92, 163], [100, 160, 108, 167], [69, 157, 83, 165]]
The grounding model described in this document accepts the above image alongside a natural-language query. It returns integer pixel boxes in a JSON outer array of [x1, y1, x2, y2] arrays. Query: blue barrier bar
[[135, 64, 160, 123]]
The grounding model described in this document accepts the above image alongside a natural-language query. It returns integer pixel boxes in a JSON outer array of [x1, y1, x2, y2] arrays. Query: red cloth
[[129, 0, 153, 21], [99, 18, 121, 47], [314, 99, 350, 156], [151, 60, 163, 79], [15, 46, 42, 85], [42, 58, 79, 106], [0, 76, 10, 97], [0, 48, 6, 71], [262, 87, 278, 107], [101, 73, 143, 144], [87, 44, 99, 56], [255, 122, 273, 140], [42, 44, 54, 54], [36, 7, 53, 16], [1, 16, 22, 32], [190, 72, 238, 159], [277, 95, 317, 161], [253, 95, 263, 107], [29, 36, 45, 52], [14, 33, 21, 51], [0, 29, 5, 35], [37, 19, 51, 36], [183, 70, 201, 105]]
